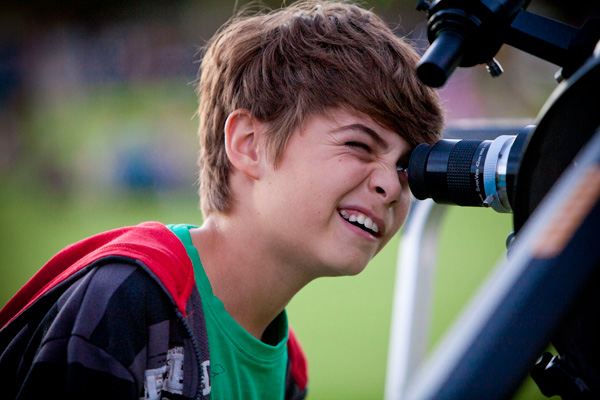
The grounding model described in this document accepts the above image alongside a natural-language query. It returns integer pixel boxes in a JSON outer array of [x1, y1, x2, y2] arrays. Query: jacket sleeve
[[3, 262, 177, 400]]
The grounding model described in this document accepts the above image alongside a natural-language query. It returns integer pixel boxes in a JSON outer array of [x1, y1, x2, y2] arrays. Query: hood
[[0, 221, 195, 329]]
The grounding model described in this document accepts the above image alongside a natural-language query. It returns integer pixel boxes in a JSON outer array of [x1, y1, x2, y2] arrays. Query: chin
[[323, 261, 369, 277]]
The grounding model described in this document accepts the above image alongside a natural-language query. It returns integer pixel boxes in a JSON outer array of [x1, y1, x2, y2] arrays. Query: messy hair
[[196, 0, 443, 216]]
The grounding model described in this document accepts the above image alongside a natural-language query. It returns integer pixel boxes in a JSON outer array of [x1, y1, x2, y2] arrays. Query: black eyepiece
[[407, 127, 533, 213]]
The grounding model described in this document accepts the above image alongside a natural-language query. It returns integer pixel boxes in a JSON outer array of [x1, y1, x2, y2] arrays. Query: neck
[[189, 215, 311, 341]]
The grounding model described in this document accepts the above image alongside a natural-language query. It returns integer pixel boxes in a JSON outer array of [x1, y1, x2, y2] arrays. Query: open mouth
[[339, 209, 381, 237]]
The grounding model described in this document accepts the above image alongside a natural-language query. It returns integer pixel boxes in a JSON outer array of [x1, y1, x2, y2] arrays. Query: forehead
[[275, 106, 411, 167], [315, 107, 407, 144]]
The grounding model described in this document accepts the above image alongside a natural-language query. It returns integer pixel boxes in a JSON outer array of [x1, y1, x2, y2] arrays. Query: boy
[[0, 1, 443, 399]]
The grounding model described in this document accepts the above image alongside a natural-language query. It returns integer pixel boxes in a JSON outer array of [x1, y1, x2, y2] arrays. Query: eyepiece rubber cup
[[408, 143, 433, 200]]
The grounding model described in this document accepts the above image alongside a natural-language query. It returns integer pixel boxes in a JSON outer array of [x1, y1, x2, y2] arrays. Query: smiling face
[[254, 107, 412, 279]]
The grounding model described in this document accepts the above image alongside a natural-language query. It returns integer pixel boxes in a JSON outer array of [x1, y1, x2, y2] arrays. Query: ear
[[224, 109, 262, 180]]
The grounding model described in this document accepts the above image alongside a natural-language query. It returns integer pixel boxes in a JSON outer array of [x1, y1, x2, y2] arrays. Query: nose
[[370, 165, 404, 206]]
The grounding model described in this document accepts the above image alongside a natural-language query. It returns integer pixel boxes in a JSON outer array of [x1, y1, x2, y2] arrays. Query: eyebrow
[[332, 123, 389, 151]]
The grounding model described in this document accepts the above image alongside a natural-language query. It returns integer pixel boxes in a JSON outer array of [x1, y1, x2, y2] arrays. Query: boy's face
[[255, 107, 412, 279]]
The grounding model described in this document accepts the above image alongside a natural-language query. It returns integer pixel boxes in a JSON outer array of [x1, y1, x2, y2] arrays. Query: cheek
[[392, 197, 411, 232]]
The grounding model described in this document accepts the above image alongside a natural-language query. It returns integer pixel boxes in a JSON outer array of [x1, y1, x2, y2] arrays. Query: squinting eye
[[346, 141, 372, 153]]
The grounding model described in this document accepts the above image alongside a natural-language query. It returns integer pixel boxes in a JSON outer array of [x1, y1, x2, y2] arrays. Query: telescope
[[390, 1, 600, 399], [408, 126, 533, 214], [408, 0, 600, 231]]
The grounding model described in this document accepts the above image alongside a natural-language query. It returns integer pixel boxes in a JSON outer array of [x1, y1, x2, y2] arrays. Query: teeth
[[339, 209, 380, 234]]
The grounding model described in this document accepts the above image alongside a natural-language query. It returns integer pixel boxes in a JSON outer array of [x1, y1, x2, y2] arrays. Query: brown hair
[[196, 0, 443, 216]]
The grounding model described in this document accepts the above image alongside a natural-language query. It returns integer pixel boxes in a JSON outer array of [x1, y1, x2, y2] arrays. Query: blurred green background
[[1, 0, 597, 398]]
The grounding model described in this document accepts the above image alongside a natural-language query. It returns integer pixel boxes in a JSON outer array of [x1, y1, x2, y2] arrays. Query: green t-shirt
[[168, 224, 289, 400]]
